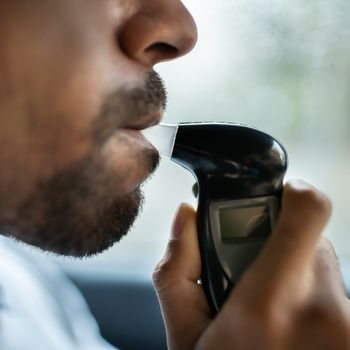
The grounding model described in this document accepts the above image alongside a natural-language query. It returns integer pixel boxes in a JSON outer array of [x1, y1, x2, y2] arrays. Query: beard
[[4, 71, 165, 257], [12, 147, 159, 257]]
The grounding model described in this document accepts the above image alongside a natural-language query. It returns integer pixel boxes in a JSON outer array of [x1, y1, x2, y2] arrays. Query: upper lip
[[124, 109, 163, 130]]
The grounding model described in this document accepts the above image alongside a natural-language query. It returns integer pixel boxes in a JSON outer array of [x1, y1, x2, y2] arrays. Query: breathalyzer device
[[142, 122, 288, 314]]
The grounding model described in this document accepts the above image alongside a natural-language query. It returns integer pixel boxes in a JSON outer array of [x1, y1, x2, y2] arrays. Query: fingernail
[[171, 203, 189, 239]]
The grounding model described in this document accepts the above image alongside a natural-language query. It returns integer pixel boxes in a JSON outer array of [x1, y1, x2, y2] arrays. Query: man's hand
[[153, 180, 350, 349]]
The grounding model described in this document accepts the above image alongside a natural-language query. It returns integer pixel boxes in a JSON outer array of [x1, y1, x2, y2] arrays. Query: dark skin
[[0, 0, 196, 256], [155, 182, 350, 349], [1, 1, 350, 348]]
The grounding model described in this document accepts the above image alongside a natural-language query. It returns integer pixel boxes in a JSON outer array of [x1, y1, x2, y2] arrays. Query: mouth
[[101, 126, 160, 196], [94, 70, 166, 145], [121, 124, 160, 156], [124, 108, 163, 131]]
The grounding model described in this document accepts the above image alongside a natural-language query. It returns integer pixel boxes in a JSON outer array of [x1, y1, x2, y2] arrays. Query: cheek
[[28, 48, 141, 174], [7, 2, 144, 174], [26, 58, 114, 173], [0, 1, 144, 213]]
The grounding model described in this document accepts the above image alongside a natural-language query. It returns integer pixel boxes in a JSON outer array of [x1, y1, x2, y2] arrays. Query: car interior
[[64, 262, 350, 350], [65, 268, 167, 350]]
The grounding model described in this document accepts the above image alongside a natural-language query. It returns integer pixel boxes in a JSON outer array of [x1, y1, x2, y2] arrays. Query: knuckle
[[303, 300, 346, 327], [152, 259, 171, 289], [315, 237, 338, 262], [284, 181, 332, 219], [152, 254, 177, 292], [152, 239, 180, 291], [300, 301, 350, 344], [305, 190, 331, 214]]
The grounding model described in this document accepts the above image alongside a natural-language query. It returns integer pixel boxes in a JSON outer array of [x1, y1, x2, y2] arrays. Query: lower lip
[[123, 128, 158, 152], [123, 128, 149, 142]]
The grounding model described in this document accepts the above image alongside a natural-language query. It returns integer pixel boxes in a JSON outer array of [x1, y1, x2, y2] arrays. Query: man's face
[[0, 0, 197, 256]]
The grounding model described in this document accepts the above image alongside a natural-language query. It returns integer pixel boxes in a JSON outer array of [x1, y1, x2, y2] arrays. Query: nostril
[[145, 42, 179, 59]]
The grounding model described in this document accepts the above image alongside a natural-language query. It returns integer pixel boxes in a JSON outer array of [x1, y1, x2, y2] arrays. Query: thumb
[[153, 203, 210, 350], [153, 203, 201, 289]]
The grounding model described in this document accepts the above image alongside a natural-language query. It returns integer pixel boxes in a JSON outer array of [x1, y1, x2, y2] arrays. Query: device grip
[[197, 194, 231, 314], [197, 190, 280, 315]]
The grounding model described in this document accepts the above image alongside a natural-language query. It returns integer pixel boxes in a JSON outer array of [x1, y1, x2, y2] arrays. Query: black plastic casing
[[171, 122, 288, 314]]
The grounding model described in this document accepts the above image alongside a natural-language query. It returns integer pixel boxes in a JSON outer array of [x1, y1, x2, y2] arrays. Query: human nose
[[118, 0, 197, 67]]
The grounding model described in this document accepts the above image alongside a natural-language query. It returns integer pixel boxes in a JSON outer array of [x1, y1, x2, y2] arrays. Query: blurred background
[[52, 0, 350, 280]]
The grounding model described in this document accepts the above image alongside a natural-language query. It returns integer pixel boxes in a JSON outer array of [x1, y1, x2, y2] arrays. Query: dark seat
[[66, 268, 167, 350]]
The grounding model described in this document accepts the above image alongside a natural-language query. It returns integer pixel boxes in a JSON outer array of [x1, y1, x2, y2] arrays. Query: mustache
[[93, 70, 167, 144]]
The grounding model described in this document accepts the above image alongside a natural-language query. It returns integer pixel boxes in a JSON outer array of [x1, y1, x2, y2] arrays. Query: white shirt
[[0, 237, 116, 350]]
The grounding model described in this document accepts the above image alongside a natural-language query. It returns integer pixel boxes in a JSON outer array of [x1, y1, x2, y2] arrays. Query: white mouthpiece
[[141, 124, 178, 157]]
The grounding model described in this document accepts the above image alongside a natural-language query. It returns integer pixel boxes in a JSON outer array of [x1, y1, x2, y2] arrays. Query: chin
[[7, 138, 159, 257], [9, 186, 144, 258]]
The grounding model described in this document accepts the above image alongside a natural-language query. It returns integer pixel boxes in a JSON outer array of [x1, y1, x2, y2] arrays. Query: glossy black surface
[[171, 122, 288, 313], [172, 123, 287, 199]]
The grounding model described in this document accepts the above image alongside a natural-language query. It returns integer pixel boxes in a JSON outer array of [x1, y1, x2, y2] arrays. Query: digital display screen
[[219, 205, 271, 241]]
